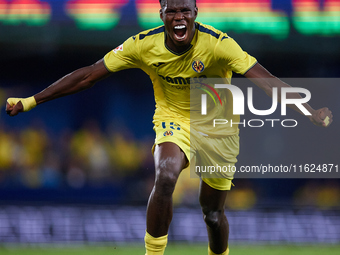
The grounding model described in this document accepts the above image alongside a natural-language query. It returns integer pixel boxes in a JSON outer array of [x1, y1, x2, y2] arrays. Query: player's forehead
[[163, 0, 195, 10]]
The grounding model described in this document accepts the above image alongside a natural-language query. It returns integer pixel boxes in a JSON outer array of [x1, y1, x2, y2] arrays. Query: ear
[[160, 8, 164, 21], [194, 7, 198, 19]]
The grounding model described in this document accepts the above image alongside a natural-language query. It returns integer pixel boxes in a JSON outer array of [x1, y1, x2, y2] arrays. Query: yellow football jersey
[[104, 22, 257, 136]]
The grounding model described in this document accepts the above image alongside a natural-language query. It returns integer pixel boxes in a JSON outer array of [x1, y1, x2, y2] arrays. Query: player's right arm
[[6, 59, 111, 116], [7, 34, 140, 117]]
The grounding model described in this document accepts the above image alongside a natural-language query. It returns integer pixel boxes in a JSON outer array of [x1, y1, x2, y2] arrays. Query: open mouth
[[174, 25, 187, 40]]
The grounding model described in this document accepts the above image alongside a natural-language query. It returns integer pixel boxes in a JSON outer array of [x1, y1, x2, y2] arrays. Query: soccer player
[[6, 0, 333, 254]]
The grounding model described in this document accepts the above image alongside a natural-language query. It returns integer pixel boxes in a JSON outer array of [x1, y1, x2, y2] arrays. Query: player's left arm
[[244, 62, 333, 127]]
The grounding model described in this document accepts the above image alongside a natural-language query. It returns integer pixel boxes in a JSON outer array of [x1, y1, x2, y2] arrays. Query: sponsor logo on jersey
[[163, 130, 174, 136], [158, 74, 207, 86], [113, 44, 123, 54], [192, 60, 205, 73]]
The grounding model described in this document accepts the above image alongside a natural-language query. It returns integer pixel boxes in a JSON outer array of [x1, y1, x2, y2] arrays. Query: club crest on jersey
[[192, 60, 205, 73], [163, 131, 174, 136], [113, 44, 123, 54]]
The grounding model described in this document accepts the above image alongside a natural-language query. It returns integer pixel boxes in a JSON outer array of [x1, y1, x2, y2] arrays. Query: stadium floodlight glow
[[136, 0, 290, 39], [0, 0, 51, 26], [292, 0, 340, 35], [65, 0, 129, 30]]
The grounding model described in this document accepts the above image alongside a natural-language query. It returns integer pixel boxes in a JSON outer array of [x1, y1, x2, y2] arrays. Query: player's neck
[[165, 33, 194, 54]]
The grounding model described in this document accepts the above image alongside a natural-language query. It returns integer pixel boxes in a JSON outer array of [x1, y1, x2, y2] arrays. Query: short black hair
[[159, 0, 197, 8]]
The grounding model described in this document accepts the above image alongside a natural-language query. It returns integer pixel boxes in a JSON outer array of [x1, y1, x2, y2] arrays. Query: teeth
[[174, 25, 186, 29], [174, 34, 186, 40]]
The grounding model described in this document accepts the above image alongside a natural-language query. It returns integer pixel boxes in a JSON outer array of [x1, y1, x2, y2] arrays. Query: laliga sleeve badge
[[113, 44, 123, 54]]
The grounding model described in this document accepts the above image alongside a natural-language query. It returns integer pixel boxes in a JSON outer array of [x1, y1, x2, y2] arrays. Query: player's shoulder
[[120, 25, 165, 55], [195, 22, 228, 41], [133, 25, 165, 42], [124, 25, 165, 55], [195, 22, 235, 53]]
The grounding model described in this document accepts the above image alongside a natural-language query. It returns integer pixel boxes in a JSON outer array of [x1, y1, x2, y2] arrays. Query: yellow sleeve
[[215, 34, 257, 75], [103, 36, 140, 72]]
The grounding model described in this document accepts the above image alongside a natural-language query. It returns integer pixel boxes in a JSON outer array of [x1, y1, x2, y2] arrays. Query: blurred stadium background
[[0, 0, 339, 254]]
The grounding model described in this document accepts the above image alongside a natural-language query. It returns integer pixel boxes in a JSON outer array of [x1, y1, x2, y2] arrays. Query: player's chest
[[148, 53, 210, 85]]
